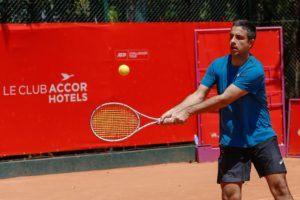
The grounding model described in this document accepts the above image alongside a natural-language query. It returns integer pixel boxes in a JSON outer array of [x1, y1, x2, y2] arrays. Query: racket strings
[[91, 105, 138, 140]]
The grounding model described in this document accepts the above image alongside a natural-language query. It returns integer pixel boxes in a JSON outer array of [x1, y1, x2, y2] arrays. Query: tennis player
[[160, 20, 294, 200]]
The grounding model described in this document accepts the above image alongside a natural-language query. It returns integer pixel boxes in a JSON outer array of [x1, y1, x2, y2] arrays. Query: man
[[160, 20, 293, 200]]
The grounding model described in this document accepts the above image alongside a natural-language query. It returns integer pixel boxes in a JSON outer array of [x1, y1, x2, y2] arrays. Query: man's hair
[[233, 20, 256, 40]]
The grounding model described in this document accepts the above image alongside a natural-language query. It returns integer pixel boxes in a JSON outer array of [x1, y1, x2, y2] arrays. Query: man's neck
[[231, 54, 249, 67]]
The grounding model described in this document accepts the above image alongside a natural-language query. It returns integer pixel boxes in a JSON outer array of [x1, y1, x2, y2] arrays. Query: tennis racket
[[90, 102, 160, 142]]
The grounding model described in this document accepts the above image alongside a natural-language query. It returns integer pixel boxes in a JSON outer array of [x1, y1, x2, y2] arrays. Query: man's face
[[230, 26, 254, 56]]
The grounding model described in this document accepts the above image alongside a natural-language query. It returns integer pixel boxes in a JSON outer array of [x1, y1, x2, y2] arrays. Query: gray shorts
[[217, 136, 287, 184]]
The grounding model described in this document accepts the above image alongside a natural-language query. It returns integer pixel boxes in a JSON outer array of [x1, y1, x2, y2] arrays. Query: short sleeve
[[233, 66, 264, 94], [200, 63, 216, 88]]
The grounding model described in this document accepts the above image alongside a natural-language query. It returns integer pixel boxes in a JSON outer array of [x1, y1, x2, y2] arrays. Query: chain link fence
[[0, 0, 299, 101]]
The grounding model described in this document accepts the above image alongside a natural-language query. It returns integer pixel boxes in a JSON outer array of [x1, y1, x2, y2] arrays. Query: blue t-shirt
[[201, 55, 276, 148]]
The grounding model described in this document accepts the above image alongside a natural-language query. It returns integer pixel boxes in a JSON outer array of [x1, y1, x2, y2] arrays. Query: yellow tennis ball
[[118, 64, 130, 76]]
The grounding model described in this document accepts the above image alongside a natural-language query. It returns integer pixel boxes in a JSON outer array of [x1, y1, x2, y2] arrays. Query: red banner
[[0, 22, 232, 157], [288, 99, 300, 156]]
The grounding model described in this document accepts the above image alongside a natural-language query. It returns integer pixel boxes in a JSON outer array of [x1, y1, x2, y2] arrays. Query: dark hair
[[233, 20, 256, 40]]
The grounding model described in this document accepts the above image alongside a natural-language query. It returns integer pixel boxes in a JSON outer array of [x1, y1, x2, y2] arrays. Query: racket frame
[[90, 102, 160, 142]]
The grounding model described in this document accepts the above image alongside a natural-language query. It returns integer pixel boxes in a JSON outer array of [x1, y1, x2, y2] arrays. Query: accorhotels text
[[2, 82, 88, 104]]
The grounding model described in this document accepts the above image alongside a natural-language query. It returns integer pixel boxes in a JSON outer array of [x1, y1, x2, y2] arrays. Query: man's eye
[[236, 35, 244, 40]]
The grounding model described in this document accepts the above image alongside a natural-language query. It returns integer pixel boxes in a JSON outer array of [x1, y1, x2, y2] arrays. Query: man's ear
[[249, 39, 255, 49]]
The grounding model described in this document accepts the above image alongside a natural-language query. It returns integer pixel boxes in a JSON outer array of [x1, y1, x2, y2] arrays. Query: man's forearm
[[186, 94, 228, 114], [173, 91, 206, 113], [185, 84, 248, 115], [160, 83, 248, 125]]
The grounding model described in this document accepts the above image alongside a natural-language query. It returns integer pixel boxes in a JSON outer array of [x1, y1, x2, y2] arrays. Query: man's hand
[[160, 109, 190, 125]]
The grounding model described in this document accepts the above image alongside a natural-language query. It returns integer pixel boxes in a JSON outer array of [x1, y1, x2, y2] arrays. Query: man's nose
[[230, 38, 237, 45], [230, 36, 236, 44]]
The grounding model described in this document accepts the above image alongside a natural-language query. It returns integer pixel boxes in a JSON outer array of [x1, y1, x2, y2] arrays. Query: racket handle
[[156, 118, 161, 124]]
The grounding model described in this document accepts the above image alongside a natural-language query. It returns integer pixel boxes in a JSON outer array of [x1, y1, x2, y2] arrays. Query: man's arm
[[160, 84, 210, 123], [161, 84, 248, 124]]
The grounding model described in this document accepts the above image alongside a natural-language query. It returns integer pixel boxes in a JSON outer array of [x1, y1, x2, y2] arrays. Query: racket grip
[[156, 118, 161, 124]]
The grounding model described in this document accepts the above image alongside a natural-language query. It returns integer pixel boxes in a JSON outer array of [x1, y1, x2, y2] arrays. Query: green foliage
[[75, 0, 90, 17], [107, 5, 118, 22]]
